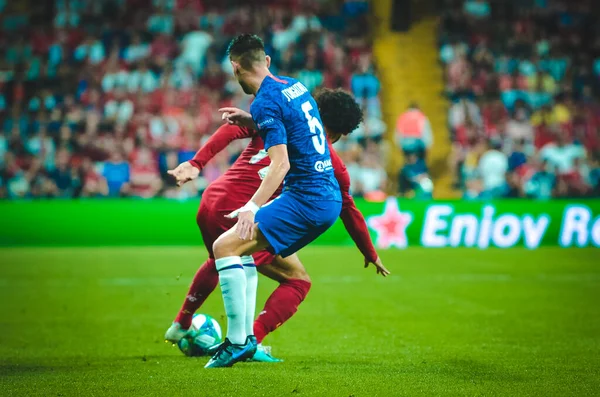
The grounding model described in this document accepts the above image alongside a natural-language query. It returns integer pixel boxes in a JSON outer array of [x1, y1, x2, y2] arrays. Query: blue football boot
[[204, 336, 257, 368]]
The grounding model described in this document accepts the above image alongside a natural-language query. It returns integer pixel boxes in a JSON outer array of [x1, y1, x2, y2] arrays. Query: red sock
[[253, 278, 311, 343], [174, 258, 219, 329]]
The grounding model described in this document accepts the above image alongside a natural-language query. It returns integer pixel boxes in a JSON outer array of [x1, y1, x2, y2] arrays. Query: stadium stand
[[439, 0, 600, 199], [0, 0, 387, 199]]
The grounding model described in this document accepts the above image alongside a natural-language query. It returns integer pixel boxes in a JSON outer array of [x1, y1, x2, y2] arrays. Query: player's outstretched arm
[[189, 124, 254, 170], [329, 143, 390, 277], [168, 124, 253, 186], [340, 193, 390, 277]]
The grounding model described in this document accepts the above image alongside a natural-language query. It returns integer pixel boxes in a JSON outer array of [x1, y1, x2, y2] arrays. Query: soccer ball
[[177, 314, 222, 357]]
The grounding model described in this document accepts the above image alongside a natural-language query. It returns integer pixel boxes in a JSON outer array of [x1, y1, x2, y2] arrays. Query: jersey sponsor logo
[[314, 159, 332, 172], [258, 166, 270, 180], [281, 82, 309, 102], [249, 149, 269, 164], [249, 150, 271, 180]]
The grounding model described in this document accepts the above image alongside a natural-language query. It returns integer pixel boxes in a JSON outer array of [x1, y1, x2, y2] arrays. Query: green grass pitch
[[0, 246, 599, 396]]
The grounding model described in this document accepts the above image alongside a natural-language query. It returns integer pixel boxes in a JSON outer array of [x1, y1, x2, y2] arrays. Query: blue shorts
[[255, 191, 341, 258]]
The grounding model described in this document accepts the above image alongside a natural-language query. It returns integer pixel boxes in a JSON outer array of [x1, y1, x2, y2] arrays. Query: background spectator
[[477, 139, 508, 199], [395, 103, 434, 157], [399, 152, 433, 199], [439, 0, 599, 199]]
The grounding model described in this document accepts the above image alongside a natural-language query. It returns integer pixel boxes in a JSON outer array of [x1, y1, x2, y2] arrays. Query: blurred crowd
[[0, 0, 386, 200], [439, 0, 600, 199]]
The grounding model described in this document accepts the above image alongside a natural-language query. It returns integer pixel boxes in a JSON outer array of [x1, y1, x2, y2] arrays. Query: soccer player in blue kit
[[204, 34, 342, 368]]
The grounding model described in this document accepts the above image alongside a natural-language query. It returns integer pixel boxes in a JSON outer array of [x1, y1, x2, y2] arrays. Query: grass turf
[[0, 246, 599, 396]]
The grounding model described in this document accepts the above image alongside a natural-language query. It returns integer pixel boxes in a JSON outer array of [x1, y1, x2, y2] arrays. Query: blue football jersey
[[250, 75, 341, 201]]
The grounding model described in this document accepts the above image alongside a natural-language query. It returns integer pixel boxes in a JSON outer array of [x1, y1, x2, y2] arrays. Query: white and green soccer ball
[[177, 314, 222, 356]]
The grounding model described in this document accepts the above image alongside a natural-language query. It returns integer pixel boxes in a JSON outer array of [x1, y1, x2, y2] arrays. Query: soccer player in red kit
[[165, 89, 389, 360]]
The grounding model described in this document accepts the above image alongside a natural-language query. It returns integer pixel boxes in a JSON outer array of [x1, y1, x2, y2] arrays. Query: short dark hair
[[315, 88, 364, 136], [227, 34, 266, 70]]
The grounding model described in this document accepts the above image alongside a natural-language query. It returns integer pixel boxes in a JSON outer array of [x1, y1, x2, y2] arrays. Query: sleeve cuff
[[189, 160, 202, 171]]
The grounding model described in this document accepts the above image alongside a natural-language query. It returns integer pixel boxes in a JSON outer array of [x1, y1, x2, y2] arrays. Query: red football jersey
[[190, 125, 280, 213], [189, 124, 378, 262]]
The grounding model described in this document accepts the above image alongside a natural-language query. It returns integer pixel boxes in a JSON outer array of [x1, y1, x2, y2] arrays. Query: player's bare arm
[[227, 144, 290, 240], [249, 144, 289, 207], [314, 88, 391, 278], [168, 124, 253, 187]]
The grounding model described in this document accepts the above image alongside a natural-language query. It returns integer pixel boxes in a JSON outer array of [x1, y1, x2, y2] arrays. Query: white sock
[[215, 256, 246, 345], [241, 255, 258, 337]]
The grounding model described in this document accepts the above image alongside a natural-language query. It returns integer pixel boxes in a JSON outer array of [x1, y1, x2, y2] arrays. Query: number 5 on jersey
[[301, 101, 326, 155]]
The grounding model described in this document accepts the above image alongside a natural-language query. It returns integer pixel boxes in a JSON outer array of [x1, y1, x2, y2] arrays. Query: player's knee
[[271, 255, 312, 283], [296, 269, 311, 283], [212, 237, 226, 258], [285, 267, 311, 283]]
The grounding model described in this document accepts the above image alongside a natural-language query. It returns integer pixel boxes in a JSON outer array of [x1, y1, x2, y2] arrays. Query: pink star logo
[[367, 198, 413, 249]]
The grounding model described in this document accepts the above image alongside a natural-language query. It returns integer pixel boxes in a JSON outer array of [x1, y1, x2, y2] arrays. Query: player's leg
[[172, 259, 218, 328], [241, 252, 310, 363], [254, 253, 312, 344], [211, 194, 313, 351], [165, 258, 219, 343], [165, 203, 225, 343], [211, 225, 269, 342], [207, 194, 339, 368], [247, 195, 340, 354], [212, 192, 336, 342], [175, 205, 223, 327], [205, 225, 269, 368]]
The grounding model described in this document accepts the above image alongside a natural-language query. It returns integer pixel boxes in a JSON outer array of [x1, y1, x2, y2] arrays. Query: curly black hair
[[315, 88, 364, 135], [227, 34, 266, 70]]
